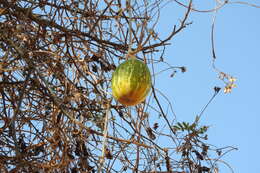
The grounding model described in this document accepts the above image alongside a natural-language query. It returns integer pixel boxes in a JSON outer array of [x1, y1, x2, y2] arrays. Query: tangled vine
[[1, 0, 257, 172]]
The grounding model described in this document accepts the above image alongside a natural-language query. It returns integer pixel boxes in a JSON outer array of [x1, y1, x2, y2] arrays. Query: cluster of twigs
[[0, 0, 249, 172]]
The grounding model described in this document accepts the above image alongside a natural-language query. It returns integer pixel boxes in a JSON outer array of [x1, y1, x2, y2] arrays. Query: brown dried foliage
[[0, 0, 236, 172]]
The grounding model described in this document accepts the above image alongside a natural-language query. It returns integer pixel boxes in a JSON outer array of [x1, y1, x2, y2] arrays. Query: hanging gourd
[[111, 57, 151, 106]]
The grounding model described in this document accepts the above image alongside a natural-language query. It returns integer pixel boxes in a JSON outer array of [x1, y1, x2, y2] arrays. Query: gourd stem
[[127, 0, 136, 59]]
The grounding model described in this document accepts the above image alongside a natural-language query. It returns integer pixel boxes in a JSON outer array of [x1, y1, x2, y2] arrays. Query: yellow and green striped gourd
[[112, 58, 151, 106]]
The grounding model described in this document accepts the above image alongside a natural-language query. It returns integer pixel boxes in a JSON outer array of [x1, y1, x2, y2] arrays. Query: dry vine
[[1, 0, 254, 172]]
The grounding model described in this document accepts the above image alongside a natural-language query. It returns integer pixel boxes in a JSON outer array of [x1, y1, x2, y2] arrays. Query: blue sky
[[153, 1, 260, 172]]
